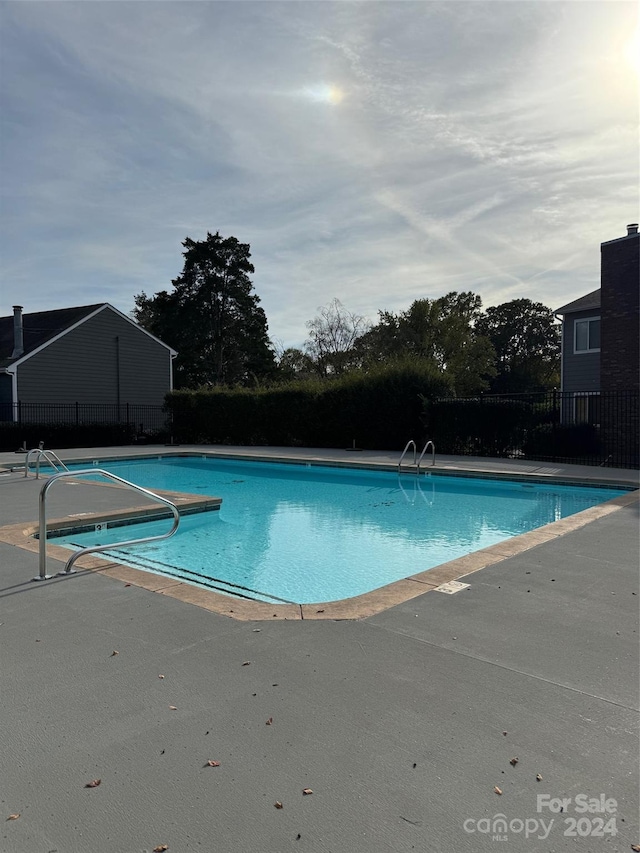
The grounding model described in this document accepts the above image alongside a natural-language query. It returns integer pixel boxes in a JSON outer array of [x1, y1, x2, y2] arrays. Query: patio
[[1, 446, 638, 852]]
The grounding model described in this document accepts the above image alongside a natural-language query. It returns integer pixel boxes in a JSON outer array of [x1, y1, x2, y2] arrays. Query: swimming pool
[[51, 456, 629, 605]]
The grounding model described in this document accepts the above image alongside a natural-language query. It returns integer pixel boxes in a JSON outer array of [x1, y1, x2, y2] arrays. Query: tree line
[[133, 231, 560, 396]]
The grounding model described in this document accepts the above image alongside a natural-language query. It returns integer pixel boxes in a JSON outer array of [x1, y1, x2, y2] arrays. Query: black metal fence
[[425, 390, 639, 469], [0, 402, 170, 451], [1, 392, 638, 468]]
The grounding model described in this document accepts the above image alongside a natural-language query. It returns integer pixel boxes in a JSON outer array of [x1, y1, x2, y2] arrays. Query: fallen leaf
[[85, 779, 101, 788], [253, 629, 261, 632], [316, 609, 325, 613], [494, 786, 503, 795], [296, 834, 301, 840], [124, 583, 131, 587], [302, 788, 313, 795], [153, 846, 169, 852], [110, 650, 119, 656], [412, 763, 417, 769], [242, 661, 251, 666], [204, 760, 220, 767], [502, 731, 508, 736], [510, 757, 519, 766], [6, 814, 20, 821], [169, 705, 177, 710], [265, 717, 273, 726], [631, 845, 640, 852], [536, 774, 543, 782], [158, 674, 165, 679], [274, 801, 283, 809]]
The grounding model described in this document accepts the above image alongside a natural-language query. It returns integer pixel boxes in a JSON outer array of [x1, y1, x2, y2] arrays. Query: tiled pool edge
[[17, 447, 637, 490], [2, 483, 637, 622]]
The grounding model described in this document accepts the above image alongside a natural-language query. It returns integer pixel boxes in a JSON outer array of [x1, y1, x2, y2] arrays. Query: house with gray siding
[[0, 303, 176, 424], [555, 223, 639, 427]]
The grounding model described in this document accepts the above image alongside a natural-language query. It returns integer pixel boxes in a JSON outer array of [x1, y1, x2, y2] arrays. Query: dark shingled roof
[[555, 289, 601, 315], [0, 304, 105, 368]]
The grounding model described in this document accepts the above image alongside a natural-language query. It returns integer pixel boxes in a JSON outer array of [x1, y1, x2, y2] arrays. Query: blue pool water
[[54, 457, 627, 604]]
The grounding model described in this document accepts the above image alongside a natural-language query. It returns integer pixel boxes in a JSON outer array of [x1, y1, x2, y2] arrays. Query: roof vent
[[11, 305, 24, 359], [627, 223, 639, 236]]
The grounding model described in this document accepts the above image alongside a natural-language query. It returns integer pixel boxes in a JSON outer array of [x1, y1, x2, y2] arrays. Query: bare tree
[[305, 298, 370, 376]]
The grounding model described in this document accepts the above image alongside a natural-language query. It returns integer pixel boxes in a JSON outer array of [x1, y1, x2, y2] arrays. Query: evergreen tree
[[134, 232, 275, 388]]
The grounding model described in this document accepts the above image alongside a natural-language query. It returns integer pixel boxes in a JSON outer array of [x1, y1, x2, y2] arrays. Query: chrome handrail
[[416, 440, 436, 471], [398, 439, 417, 473], [25, 449, 70, 479], [34, 469, 180, 581]]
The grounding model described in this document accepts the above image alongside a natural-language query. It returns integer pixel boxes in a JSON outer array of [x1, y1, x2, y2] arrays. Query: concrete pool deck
[[1, 445, 639, 852]]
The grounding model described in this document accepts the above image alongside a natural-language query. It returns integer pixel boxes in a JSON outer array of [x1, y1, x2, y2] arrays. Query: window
[[574, 317, 600, 353], [573, 393, 600, 425]]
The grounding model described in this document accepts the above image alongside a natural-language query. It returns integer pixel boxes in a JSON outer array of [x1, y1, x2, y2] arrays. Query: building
[[556, 223, 639, 414], [0, 303, 176, 425], [555, 224, 638, 466]]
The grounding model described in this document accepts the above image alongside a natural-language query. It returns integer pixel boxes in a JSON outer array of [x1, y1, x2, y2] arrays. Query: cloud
[[0, 1, 637, 346]]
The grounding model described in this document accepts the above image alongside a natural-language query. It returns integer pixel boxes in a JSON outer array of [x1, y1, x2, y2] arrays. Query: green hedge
[[167, 362, 451, 449], [423, 397, 541, 456], [522, 423, 601, 458]]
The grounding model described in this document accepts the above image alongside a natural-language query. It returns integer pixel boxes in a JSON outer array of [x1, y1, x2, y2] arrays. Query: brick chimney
[[600, 226, 640, 393], [11, 305, 24, 358]]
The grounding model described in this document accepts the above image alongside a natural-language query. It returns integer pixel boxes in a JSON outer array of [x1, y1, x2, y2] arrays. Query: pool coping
[[1, 450, 638, 621]]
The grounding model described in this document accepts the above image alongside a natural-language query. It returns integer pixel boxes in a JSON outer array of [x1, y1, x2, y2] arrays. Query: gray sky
[[1, 1, 638, 349]]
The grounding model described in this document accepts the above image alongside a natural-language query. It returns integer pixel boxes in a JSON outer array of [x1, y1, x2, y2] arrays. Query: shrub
[[166, 361, 451, 449], [423, 397, 540, 456], [522, 423, 601, 459]]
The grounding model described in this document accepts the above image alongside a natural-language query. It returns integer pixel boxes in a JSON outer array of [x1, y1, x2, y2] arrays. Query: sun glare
[[303, 84, 345, 105]]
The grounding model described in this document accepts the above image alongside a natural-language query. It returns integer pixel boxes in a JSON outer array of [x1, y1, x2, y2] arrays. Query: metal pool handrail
[[416, 440, 436, 470], [398, 440, 417, 473], [25, 448, 70, 479], [399, 439, 435, 473], [34, 469, 180, 581]]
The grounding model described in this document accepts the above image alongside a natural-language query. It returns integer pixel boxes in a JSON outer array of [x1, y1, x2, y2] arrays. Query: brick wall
[[600, 231, 639, 393]]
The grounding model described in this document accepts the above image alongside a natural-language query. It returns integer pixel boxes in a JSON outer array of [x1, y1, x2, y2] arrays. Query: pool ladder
[[24, 447, 70, 479], [33, 468, 180, 581], [398, 439, 435, 474]]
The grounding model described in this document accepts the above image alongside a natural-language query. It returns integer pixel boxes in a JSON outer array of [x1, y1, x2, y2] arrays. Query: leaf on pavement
[[85, 779, 101, 788]]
